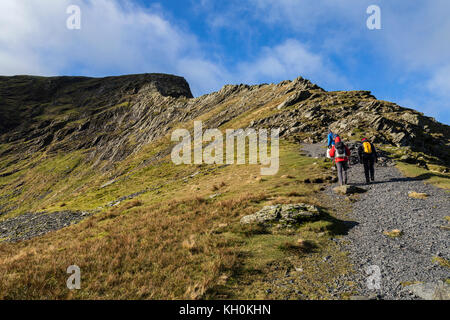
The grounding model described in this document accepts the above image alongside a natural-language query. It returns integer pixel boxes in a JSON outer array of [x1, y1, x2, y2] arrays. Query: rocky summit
[[0, 73, 449, 300]]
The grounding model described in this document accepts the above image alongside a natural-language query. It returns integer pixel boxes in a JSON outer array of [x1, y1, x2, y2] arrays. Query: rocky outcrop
[[1, 74, 448, 167], [0, 210, 92, 242], [0, 74, 193, 134], [333, 185, 367, 196], [240, 204, 320, 227], [0, 74, 195, 164]]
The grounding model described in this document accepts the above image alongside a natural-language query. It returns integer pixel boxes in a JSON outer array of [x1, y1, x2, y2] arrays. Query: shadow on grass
[[310, 208, 359, 236], [278, 239, 318, 254], [408, 172, 450, 181], [205, 209, 358, 299], [351, 172, 449, 187]]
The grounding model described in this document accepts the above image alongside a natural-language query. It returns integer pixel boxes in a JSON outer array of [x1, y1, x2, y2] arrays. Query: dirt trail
[[302, 143, 450, 299]]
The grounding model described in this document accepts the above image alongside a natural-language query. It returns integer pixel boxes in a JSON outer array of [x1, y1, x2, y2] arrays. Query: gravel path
[[303, 143, 450, 299]]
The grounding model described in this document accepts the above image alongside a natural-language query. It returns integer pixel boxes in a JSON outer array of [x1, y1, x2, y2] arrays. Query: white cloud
[[177, 58, 230, 95], [427, 64, 450, 96], [5, 0, 448, 124], [240, 0, 450, 123], [0, 0, 346, 97], [236, 39, 348, 89], [379, 0, 450, 71], [0, 0, 225, 96], [250, 0, 365, 32]]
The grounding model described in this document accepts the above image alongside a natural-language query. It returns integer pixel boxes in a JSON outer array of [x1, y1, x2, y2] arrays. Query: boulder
[[404, 281, 450, 300], [240, 204, 320, 226], [333, 185, 367, 195]]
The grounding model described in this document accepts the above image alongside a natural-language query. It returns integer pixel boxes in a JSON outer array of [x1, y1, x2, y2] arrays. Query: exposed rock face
[[250, 93, 449, 164], [0, 74, 192, 133], [240, 204, 320, 226], [0, 74, 194, 164], [1, 74, 448, 167], [277, 90, 312, 110]]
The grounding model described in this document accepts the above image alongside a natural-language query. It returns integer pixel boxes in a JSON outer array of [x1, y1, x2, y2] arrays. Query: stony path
[[302, 143, 450, 299]]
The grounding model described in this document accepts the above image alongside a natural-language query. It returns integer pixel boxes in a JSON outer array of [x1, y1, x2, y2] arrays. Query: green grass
[[0, 138, 354, 299], [396, 162, 450, 190], [432, 256, 450, 268], [9, 79, 440, 299]]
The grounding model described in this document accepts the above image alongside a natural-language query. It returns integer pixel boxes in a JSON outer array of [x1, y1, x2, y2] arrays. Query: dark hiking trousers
[[336, 161, 348, 186], [362, 157, 375, 183]]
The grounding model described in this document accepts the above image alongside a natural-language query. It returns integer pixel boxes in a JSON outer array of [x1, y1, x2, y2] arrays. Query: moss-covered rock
[[240, 204, 320, 227]]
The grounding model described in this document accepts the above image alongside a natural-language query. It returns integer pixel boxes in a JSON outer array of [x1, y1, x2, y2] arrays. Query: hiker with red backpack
[[358, 138, 378, 184], [329, 136, 351, 186]]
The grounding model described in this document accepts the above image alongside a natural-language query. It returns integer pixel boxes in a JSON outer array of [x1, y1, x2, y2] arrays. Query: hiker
[[358, 138, 378, 184], [329, 136, 351, 186], [327, 129, 335, 149]]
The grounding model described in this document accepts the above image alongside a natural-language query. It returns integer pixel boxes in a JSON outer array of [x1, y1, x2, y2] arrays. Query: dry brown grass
[[408, 191, 429, 199], [0, 193, 266, 299], [0, 141, 350, 300], [383, 229, 403, 238]]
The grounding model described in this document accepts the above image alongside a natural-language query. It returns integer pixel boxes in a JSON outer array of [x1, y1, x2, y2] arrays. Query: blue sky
[[0, 0, 449, 124]]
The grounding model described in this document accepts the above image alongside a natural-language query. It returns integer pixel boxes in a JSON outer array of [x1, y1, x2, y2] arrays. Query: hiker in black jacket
[[358, 138, 378, 184]]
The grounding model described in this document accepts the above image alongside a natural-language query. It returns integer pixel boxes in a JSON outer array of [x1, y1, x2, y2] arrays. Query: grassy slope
[[0, 136, 354, 299], [379, 145, 450, 190], [396, 162, 450, 190], [1, 86, 448, 298]]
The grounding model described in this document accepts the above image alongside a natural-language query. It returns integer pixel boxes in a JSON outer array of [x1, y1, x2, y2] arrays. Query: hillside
[[0, 74, 448, 299]]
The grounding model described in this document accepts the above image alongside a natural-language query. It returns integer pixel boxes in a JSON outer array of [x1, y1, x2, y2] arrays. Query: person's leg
[[336, 162, 344, 186], [343, 162, 349, 185], [363, 158, 370, 184], [369, 158, 375, 181]]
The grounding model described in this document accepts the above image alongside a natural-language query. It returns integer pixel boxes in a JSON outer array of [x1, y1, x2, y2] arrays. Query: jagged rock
[[3, 72, 447, 169], [391, 132, 409, 146], [404, 281, 450, 300], [333, 185, 367, 195], [401, 112, 421, 126], [240, 204, 320, 226], [400, 154, 416, 163], [277, 90, 311, 110]]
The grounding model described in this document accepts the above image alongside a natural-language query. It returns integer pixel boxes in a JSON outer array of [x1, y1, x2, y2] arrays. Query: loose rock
[[333, 185, 367, 196], [240, 204, 320, 226]]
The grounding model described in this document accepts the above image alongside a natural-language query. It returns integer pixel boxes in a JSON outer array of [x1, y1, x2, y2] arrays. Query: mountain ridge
[[0, 73, 449, 300], [0, 73, 448, 219]]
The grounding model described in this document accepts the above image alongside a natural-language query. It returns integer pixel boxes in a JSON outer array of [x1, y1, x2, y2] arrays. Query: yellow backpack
[[363, 141, 372, 154]]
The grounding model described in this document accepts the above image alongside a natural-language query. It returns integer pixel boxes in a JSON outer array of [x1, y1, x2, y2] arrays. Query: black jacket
[[358, 141, 378, 162]]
